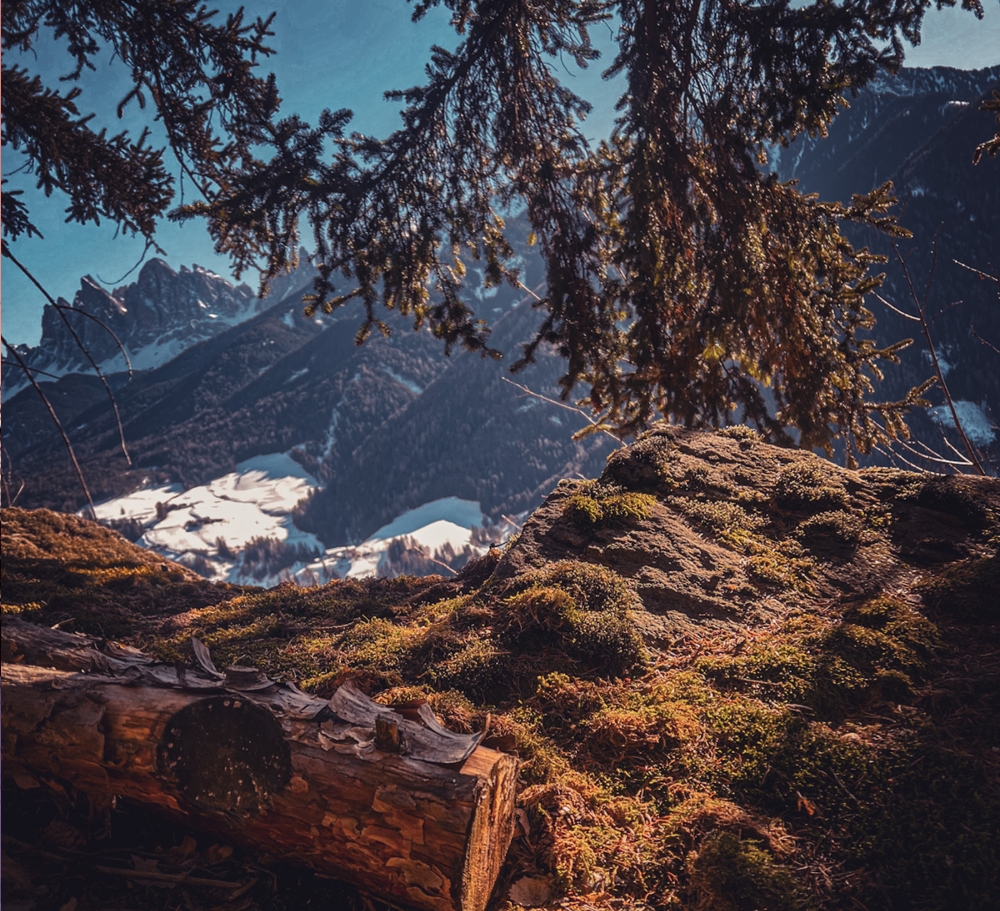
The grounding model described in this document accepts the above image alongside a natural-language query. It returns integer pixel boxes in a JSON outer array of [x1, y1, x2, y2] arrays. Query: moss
[[775, 462, 849, 512], [565, 494, 604, 527], [819, 596, 938, 690], [496, 585, 581, 650], [330, 617, 425, 686], [509, 561, 638, 613], [501, 709, 573, 784], [583, 704, 679, 764], [569, 610, 647, 677], [919, 555, 1000, 621], [746, 549, 813, 591], [707, 699, 798, 791], [425, 689, 479, 732], [564, 487, 657, 528], [601, 492, 657, 522], [428, 639, 512, 703], [720, 424, 761, 444], [796, 510, 867, 557], [699, 597, 937, 715], [298, 670, 342, 697], [496, 577, 646, 678], [697, 641, 815, 702], [676, 497, 767, 551], [688, 831, 801, 911]]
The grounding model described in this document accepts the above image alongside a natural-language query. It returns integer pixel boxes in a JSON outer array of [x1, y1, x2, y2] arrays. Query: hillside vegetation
[[3, 426, 999, 911]]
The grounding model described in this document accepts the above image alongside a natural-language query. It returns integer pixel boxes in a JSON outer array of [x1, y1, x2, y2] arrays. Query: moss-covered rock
[[5, 429, 1000, 911]]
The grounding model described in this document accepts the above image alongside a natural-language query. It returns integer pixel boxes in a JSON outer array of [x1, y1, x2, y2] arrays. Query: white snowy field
[[928, 400, 997, 447], [91, 453, 323, 582], [294, 497, 489, 584], [90, 457, 497, 586]]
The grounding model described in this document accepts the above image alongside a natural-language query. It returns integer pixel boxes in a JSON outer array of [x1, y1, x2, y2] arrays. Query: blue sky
[[3, 1, 998, 346]]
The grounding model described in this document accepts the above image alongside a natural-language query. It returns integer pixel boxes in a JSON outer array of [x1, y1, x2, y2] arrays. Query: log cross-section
[[1, 620, 517, 911]]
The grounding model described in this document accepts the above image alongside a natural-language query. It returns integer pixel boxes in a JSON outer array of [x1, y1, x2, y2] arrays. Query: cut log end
[[158, 696, 292, 813], [460, 749, 519, 911]]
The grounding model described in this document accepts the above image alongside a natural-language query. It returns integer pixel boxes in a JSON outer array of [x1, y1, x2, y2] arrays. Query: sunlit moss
[[775, 462, 849, 511]]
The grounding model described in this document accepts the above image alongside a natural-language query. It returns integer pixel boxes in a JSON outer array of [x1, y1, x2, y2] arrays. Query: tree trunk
[[1, 619, 516, 911]]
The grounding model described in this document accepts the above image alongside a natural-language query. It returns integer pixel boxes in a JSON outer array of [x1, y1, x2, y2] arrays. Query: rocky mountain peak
[[2, 256, 316, 401]]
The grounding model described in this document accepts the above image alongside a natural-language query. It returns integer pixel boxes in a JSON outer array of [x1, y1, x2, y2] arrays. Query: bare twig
[[868, 416, 972, 473], [953, 259, 1000, 290], [53, 304, 134, 379], [891, 237, 986, 475], [0, 443, 26, 507], [971, 324, 1000, 357], [874, 443, 933, 474], [3, 244, 133, 465], [94, 865, 244, 889], [501, 376, 623, 445], [928, 298, 965, 326], [872, 292, 920, 322], [1, 359, 63, 381], [427, 557, 459, 576], [2, 336, 96, 519]]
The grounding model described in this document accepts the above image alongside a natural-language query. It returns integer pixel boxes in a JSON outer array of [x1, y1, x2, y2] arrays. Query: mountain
[[2, 221, 615, 579], [5, 65, 996, 579], [1, 258, 294, 400], [775, 65, 1000, 460]]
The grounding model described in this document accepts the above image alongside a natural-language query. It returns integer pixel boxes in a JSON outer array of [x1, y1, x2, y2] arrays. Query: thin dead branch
[[1, 359, 63, 381], [953, 259, 1000, 293], [891, 236, 986, 475], [501, 376, 623, 446], [1, 336, 96, 519], [3, 243, 133, 465], [0, 443, 26, 507], [970, 324, 1000, 357]]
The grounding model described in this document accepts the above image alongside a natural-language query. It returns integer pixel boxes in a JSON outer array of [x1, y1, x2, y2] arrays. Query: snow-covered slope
[[90, 457, 507, 586]]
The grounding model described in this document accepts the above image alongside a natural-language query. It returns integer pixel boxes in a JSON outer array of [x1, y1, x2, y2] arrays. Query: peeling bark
[[1, 619, 517, 911]]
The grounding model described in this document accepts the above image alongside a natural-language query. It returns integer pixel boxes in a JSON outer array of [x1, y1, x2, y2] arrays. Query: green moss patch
[[564, 483, 658, 528]]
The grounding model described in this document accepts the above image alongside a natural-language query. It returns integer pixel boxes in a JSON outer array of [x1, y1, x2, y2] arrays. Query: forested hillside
[[777, 66, 1000, 461]]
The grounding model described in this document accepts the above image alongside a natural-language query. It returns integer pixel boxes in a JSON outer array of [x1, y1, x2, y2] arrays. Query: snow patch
[[928, 400, 996, 447], [294, 498, 489, 583], [368, 497, 483, 547], [381, 367, 423, 395], [321, 406, 341, 460], [923, 348, 954, 377], [89, 453, 322, 583], [92, 484, 184, 524]]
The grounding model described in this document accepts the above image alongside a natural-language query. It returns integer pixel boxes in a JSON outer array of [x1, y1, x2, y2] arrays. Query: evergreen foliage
[[3, 0, 991, 454], [1, 0, 278, 248], [184, 0, 987, 453]]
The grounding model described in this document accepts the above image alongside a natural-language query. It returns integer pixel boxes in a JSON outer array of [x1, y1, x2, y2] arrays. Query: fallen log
[[1, 619, 517, 911]]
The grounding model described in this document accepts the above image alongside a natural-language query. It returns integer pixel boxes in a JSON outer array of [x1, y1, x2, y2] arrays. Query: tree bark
[[1, 619, 516, 911]]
